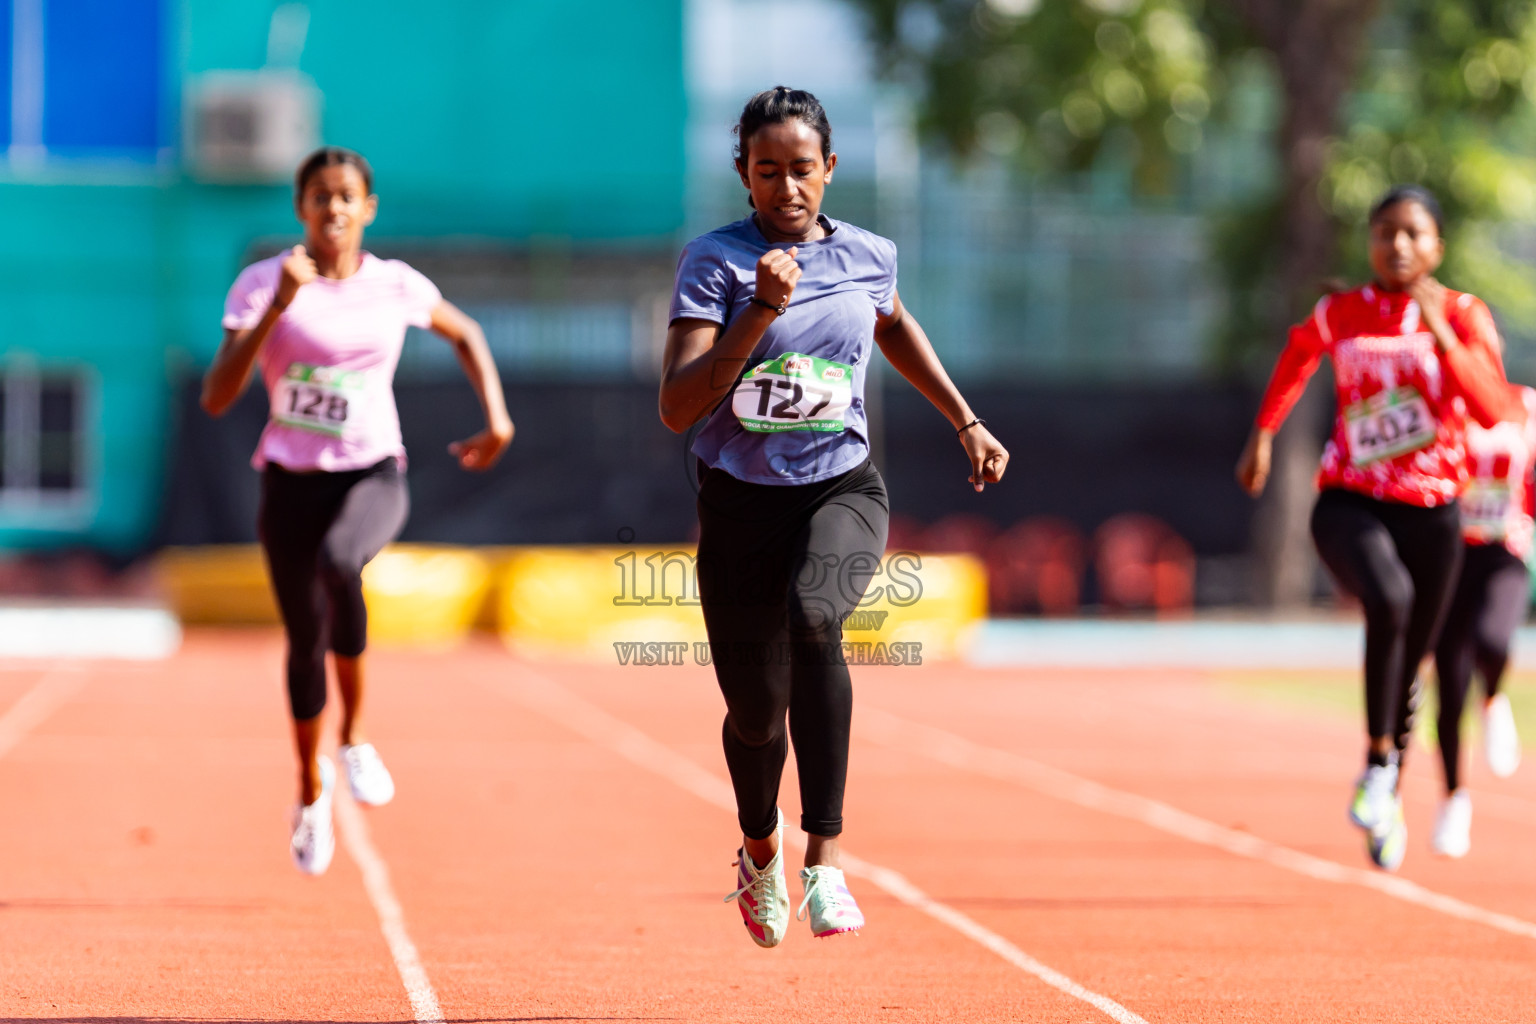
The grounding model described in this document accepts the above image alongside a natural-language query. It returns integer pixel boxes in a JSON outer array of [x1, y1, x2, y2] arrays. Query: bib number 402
[[1345, 387, 1436, 466]]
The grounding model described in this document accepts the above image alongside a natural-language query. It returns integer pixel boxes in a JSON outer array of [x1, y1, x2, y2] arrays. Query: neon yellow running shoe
[[1366, 796, 1407, 872], [1349, 762, 1398, 832]]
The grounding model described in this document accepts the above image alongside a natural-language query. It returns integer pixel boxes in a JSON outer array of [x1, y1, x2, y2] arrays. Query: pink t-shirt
[[222, 252, 441, 472]]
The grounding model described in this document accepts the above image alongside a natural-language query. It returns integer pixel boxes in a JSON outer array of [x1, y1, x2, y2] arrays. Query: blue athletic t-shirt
[[671, 214, 898, 486]]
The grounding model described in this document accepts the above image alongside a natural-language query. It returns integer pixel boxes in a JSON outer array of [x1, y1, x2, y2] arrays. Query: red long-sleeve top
[[1255, 284, 1517, 507], [1461, 385, 1536, 558]]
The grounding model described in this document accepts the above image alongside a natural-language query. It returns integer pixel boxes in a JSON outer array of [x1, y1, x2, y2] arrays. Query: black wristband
[[749, 295, 788, 316], [957, 417, 985, 436]]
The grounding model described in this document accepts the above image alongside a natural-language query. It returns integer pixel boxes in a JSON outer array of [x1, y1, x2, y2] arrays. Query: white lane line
[[485, 670, 1150, 1024], [334, 792, 444, 1024], [0, 665, 82, 761], [857, 706, 1536, 942]]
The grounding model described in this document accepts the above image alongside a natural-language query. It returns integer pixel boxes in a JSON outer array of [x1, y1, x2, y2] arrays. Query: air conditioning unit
[[184, 70, 321, 184]]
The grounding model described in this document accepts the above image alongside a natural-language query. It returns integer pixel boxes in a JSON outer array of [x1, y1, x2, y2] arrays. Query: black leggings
[[696, 459, 890, 841], [1311, 488, 1463, 750], [1433, 542, 1530, 791], [258, 458, 409, 721]]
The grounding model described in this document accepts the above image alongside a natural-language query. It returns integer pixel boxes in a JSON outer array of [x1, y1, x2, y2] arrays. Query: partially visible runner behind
[[200, 147, 513, 875], [1428, 381, 1534, 858], [659, 87, 1008, 946], [1237, 184, 1516, 872]]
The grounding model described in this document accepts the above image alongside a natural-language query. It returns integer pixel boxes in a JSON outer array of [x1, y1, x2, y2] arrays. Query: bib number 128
[[271, 363, 365, 438], [287, 387, 349, 424]]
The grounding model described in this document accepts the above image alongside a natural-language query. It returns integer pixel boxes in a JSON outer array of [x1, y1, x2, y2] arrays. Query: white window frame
[[0, 358, 95, 526]]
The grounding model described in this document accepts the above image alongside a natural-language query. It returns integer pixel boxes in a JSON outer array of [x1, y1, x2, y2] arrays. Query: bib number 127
[[733, 352, 854, 433]]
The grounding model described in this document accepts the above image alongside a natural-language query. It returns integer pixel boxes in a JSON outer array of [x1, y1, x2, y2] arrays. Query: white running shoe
[[1366, 795, 1407, 872], [1349, 762, 1399, 833], [1432, 791, 1472, 859], [723, 811, 790, 948], [338, 742, 395, 806], [797, 865, 864, 937], [291, 755, 336, 876], [1484, 695, 1521, 779]]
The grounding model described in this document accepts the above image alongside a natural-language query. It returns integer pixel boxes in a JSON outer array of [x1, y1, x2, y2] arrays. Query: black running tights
[[258, 458, 409, 721], [1433, 542, 1530, 791], [696, 460, 890, 841], [1311, 488, 1463, 751]]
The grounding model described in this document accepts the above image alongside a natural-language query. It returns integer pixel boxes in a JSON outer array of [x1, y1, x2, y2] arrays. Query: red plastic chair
[[920, 514, 998, 557], [986, 517, 1087, 616], [884, 513, 925, 555], [1092, 514, 1195, 614]]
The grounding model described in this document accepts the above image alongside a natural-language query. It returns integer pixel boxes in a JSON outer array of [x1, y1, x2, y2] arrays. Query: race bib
[[1461, 480, 1513, 540], [1344, 386, 1436, 467], [733, 352, 854, 433], [271, 363, 365, 437]]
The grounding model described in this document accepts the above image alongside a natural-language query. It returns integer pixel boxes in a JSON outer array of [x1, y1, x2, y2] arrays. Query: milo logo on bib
[[272, 362, 367, 437], [733, 352, 855, 433], [1344, 386, 1437, 467]]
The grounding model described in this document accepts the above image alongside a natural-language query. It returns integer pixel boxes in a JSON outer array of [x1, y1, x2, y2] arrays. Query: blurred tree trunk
[[1232, 0, 1381, 606]]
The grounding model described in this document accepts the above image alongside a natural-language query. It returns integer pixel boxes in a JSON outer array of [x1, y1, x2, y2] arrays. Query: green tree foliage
[[856, 0, 1238, 194], [1327, 1, 1536, 331], [854, 0, 1536, 340]]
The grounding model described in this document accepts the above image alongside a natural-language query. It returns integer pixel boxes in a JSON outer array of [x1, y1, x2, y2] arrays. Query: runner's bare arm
[[201, 245, 316, 417], [874, 291, 1008, 492], [429, 299, 514, 471], [201, 324, 275, 417], [658, 247, 801, 432]]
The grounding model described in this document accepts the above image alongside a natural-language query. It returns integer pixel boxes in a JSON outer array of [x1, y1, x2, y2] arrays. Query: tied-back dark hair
[[734, 86, 833, 167], [295, 146, 374, 199], [1370, 184, 1444, 234]]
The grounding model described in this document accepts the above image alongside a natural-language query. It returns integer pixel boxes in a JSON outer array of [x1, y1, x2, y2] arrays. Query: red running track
[[3, 631, 1536, 1023]]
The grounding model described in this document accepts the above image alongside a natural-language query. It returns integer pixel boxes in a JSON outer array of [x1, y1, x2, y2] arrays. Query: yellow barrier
[[157, 545, 277, 625], [156, 544, 987, 659], [156, 544, 492, 647], [362, 546, 492, 648], [494, 547, 985, 662]]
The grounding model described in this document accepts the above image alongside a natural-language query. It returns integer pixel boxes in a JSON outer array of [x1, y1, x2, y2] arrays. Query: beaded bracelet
[[749, 295, 788, 316]]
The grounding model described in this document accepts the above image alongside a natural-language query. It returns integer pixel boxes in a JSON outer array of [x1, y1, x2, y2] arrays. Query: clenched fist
[[754, 246, 801, 309], [276, 244, 318, 309]]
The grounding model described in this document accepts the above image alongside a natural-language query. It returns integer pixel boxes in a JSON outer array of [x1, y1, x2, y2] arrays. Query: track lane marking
[[0, 665, 83, 762], [856, 705, 1536, 942], [335, 788, 444, 1023], [485, 669, 1151, 1024], [3, 661, 448, 1019]]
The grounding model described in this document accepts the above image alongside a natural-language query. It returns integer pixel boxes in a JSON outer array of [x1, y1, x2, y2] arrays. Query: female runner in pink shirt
[[201, 147, 513, 875]]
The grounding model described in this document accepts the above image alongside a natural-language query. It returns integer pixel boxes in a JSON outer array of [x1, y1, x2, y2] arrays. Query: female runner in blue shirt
[[660, 87, 1009, 947]]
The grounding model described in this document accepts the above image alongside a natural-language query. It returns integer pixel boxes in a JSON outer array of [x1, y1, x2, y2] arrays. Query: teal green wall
[[0, 0, 685, 555]]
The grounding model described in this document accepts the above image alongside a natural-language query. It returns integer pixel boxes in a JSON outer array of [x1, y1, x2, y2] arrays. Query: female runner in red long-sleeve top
[[1236, 185, 1517, 872]]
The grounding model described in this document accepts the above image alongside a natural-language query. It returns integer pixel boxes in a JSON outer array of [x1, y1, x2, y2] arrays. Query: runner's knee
[[724, 710, 785, 750], [1361, 572, 1415, 633]]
